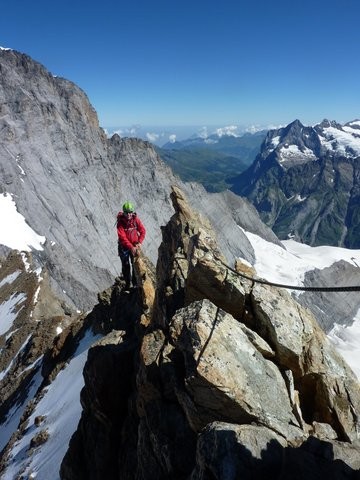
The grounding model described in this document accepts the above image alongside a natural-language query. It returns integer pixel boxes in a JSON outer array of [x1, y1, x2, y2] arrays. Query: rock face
[[0, 251, 77, 454], [0, 48, 278, 311], [231, 119, 360, 248], [57, 186, 360, 480], [298, 260, 360, 332], [1, 50, 360, 478]]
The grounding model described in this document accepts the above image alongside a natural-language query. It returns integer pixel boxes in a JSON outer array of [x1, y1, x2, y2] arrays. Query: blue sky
[[1, 0, 359, 136]]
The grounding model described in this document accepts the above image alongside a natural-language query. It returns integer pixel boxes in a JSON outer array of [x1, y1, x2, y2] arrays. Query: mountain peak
[[288, 118, 304, 128], [316, 118, 343, 129]]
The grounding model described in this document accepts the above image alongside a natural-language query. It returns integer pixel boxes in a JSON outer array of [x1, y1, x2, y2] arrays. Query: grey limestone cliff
[[0, 48, 277, 312]]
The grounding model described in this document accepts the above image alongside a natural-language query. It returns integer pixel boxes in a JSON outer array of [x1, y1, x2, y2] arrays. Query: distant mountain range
[[230, 119, 360, 248], [158, 130, 267, 192]]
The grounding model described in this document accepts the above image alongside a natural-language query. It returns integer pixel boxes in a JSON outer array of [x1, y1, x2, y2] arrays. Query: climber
[[117, 201, 146, 290]]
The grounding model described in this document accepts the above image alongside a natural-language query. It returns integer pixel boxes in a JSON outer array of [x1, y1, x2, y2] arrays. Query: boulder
[[170, 299, 304, 442]]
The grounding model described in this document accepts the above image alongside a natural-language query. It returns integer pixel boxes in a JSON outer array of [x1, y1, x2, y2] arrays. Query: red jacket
[[117, 212, 146, 250]]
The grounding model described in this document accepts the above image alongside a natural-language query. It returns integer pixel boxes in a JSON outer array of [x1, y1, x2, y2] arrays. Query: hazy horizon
[[103, 116, 359, 147]]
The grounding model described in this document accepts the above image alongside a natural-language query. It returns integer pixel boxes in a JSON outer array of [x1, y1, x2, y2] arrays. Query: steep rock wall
[[0, 49, 278, 311], [59, 186, 360, 479]]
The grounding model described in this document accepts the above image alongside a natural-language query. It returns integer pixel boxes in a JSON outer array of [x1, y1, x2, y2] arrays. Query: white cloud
[[198, 126, 209, 139], [106, 125, 142, 138], [245, 125, 262, 134], [246, 124, 284, 134], [168, 134, 177, 143], [104, 128, 124, 138], [214, 125, 240, 137], [128, 125, 141, 135], [266, 124, 285, 130], [146, 132, 159, 142]]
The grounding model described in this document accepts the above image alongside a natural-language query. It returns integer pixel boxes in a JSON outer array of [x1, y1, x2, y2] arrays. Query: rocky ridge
[[1, 186, 360, 478], [53, 186, 360, 479]]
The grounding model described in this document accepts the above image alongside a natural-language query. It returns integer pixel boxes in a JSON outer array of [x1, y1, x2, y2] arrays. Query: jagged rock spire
[[59, 185, 360, 479]]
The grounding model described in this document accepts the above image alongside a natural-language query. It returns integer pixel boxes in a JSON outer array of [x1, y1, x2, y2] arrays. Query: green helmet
[[123, 201, 134, 213]]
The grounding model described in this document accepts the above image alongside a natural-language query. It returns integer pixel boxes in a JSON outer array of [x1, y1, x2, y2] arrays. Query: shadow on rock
[[192, 424, 360, 480]]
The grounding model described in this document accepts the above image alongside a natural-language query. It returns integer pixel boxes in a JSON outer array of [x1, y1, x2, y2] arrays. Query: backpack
[[116, 212, 140, 243]]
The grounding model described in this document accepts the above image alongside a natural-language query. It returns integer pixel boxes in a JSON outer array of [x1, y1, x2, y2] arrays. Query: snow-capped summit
[[259, 119, 360, 170], [231, 118, 360, 249], [317, 119, 360, 157], [261, 119, 321, 167]]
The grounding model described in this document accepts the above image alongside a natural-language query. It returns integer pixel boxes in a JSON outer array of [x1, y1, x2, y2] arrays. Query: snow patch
[[21, 252, 31, 272], [3, 329, 102, 480], [5, 327, 20, 340], [241, 229, 310, 287], [0, 292, 27, 336], [33, 286, 41, 306], [19, 355, 44, 377], [35, 267, 43, 279], [243, 230, 360, 378], [0, 194, 46, 251], [282, 240, 360, 270], [0, 270, 21, 289], [343, 125, 360, 137], [278, 144, 317, 163], [328, 308, 360, 379], [320, 126, 360, 156], [242, 229, 360, 291], [0, 334, 31, 382], [0, 369, 43, 453], [271, 136, 280, 148], [16, 155, 26, 175], [348, 120, 360, 128]]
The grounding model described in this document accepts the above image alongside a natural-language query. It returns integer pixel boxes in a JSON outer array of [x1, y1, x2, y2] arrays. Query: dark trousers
[[118, 244, 136, 287]]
